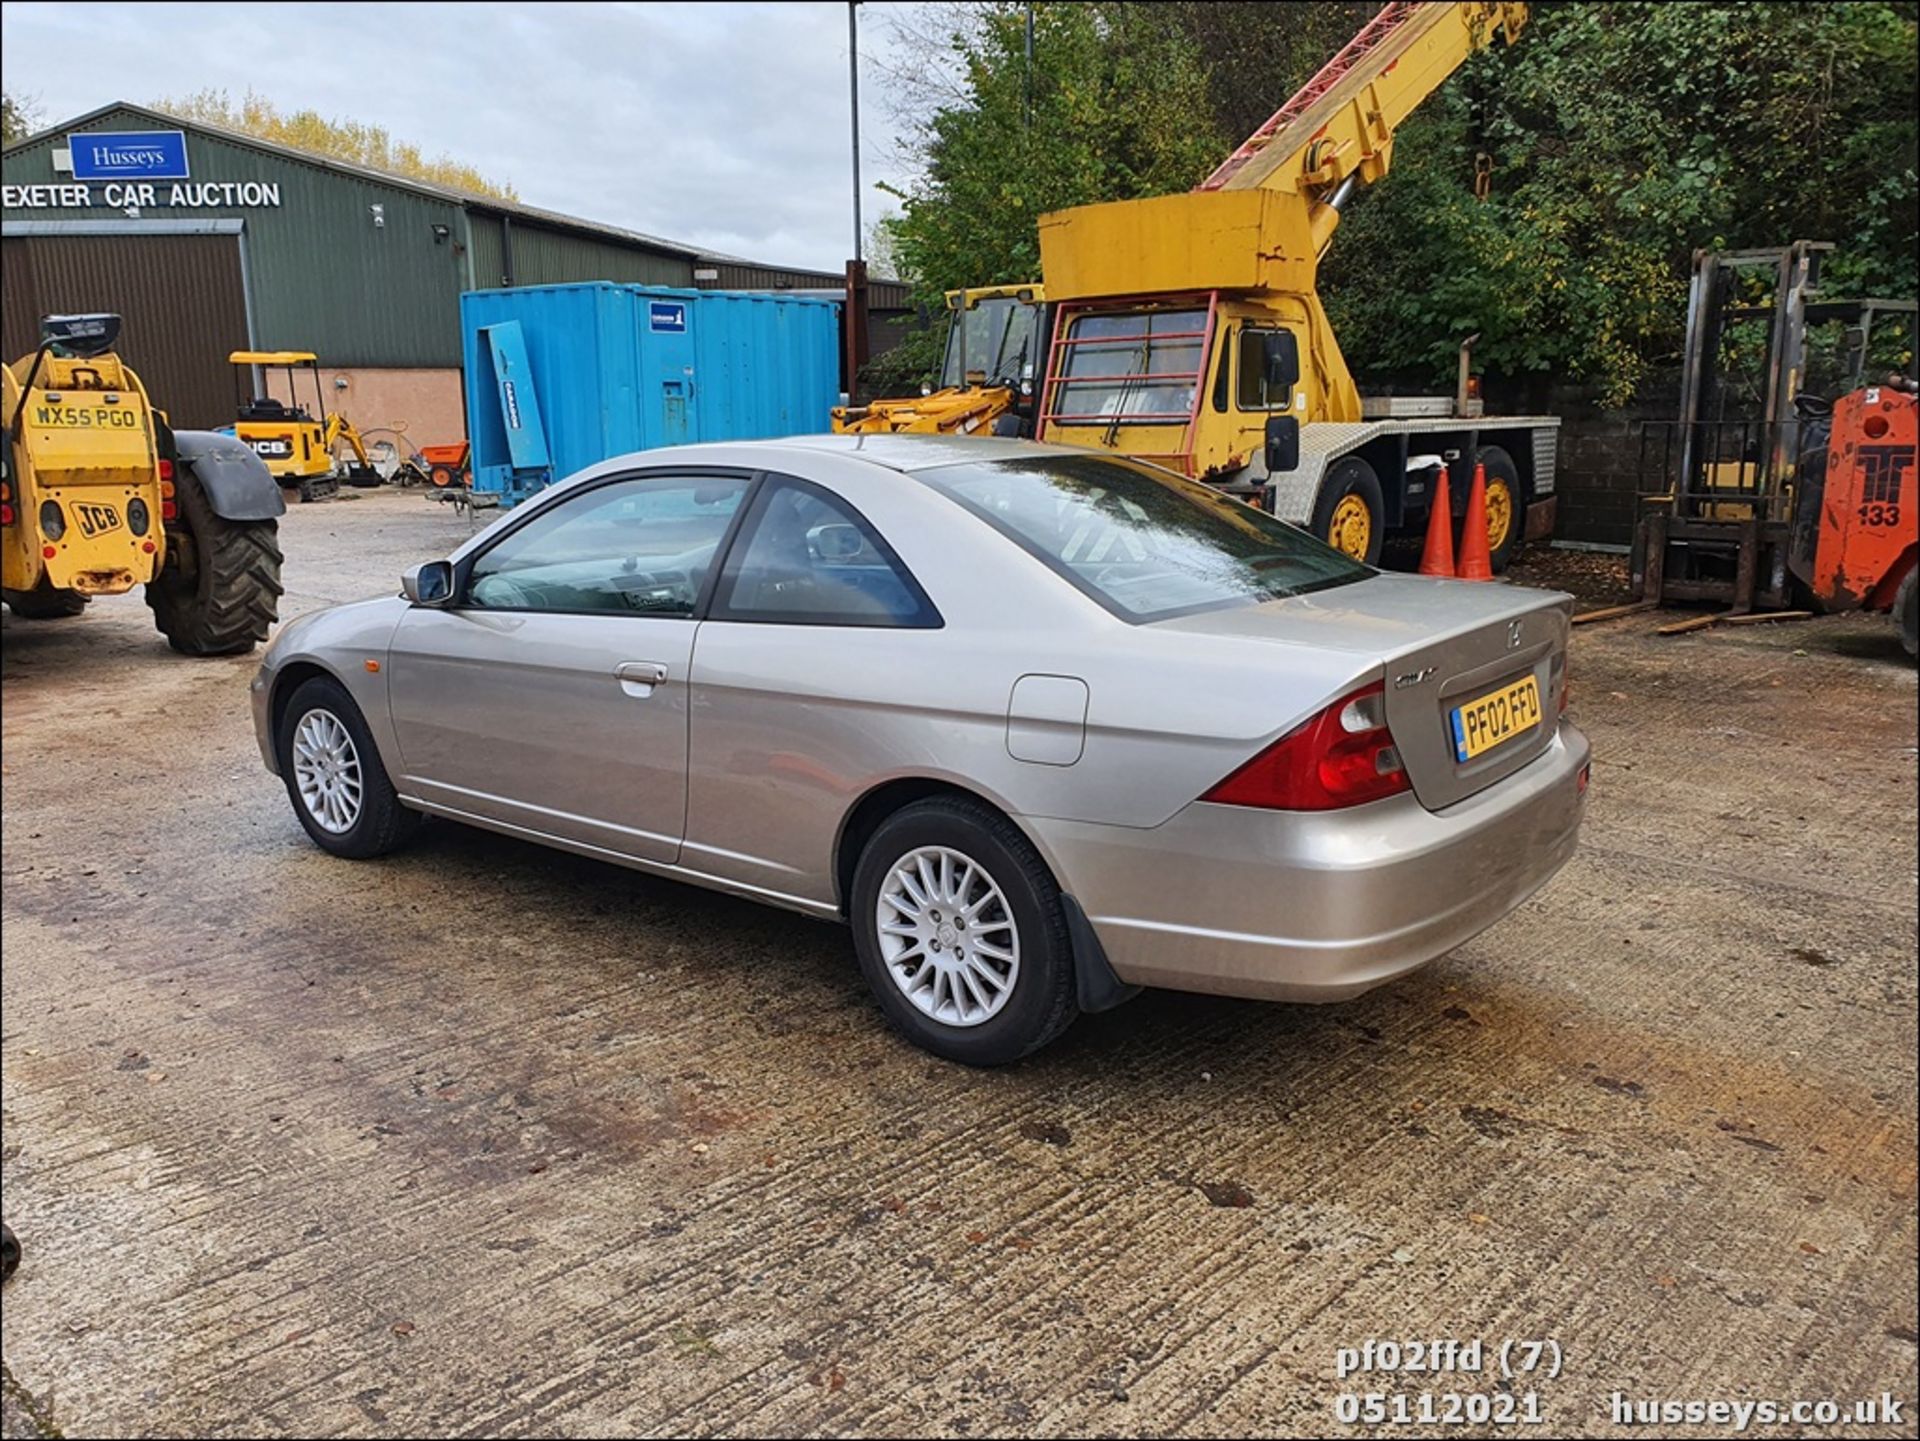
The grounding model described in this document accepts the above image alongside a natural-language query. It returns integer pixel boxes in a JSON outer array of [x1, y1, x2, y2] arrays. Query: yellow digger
[[4, 313, 284, 654], [832, 284, 1052, 437], [229, 350, 382, 502]]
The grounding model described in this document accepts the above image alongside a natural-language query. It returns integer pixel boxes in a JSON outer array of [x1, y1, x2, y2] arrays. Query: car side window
[[465, 474, 749, 616], [710, 478, 939, 628]]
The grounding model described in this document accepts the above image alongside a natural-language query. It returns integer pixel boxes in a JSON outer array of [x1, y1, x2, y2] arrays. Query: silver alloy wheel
[[291, 708, 363, 834], [875, 845, 1020, 1028]]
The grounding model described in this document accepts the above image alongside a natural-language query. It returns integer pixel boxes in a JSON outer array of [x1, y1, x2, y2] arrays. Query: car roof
[[640, 432, 1063, 475]]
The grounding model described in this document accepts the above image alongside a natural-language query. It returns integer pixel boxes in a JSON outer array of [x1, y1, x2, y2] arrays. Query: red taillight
[[161, 499, 178, 522], [158, 458, 174, 481], [0, 504, 13, 526], [1201, 681, 1411, 811]]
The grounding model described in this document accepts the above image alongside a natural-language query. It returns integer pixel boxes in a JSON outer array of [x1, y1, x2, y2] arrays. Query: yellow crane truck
[[3, 313, 285, 654], [832, 285, 1052, 437], [1033, 1, 1555, 570]]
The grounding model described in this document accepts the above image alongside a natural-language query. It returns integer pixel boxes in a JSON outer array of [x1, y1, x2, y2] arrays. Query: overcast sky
[[2, 1, 943, 273]]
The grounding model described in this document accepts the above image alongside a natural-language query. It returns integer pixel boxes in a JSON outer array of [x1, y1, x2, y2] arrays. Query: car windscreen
[[912, 454, 1371, 622]]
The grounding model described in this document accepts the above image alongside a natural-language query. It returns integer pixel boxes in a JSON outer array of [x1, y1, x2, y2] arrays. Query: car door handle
[[614, 660, 670, 696]]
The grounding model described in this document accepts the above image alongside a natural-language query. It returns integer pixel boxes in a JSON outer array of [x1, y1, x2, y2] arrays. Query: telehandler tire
[[3, 584, 89, 620], [147, 460, 284, 656]]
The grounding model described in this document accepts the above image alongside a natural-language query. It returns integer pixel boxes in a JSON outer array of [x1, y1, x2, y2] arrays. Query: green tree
[[878, 1, 1918, 407], [2, 91, 42, 147], [877, 2, 1225, 377], [1323, 1, 1920, 405], [151, 89, 518, 201]]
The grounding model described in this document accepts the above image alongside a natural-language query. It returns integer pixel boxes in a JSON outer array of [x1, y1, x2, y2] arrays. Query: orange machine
[[1790, 379, 1918, 656]]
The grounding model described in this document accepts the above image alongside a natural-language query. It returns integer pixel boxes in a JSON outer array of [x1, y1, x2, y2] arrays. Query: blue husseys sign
[[648, 301, 688, 334], [68, 131, 190, 181]]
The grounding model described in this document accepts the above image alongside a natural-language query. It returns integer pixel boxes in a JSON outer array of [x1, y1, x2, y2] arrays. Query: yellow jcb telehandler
[[831, 285, 1053, 437], [3, 313, 285, 655]]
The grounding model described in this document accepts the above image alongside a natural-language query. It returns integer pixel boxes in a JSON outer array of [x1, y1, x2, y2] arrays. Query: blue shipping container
[[460, 282, 840, 504]]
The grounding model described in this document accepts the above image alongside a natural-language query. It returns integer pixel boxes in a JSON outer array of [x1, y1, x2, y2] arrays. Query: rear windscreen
[[913, 453, 1370, 622]]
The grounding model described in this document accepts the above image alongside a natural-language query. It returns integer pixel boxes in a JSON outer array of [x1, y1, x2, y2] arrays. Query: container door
[[661, 379, 690, 444], [641, 297, 697, 445], [479, 320, 551, 471]]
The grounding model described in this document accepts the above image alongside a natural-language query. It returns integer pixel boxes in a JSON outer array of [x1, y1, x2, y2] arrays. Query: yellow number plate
[[32, 402, 141, 431], [1450, 675, 1542, 762]]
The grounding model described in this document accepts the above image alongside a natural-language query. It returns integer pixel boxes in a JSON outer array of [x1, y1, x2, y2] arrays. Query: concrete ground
[[3, 490, 1915, 1438]]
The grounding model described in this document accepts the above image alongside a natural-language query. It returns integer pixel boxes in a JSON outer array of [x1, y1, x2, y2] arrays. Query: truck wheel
[[147, 460, 284, 656], [3, 583, 89, 620], [1476, 445, 1524, 573], [1311, 457, 1385, 565], [1896, 566, 1918, 661]]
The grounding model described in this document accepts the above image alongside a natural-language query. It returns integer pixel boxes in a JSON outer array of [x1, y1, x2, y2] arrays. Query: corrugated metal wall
[[698, 264, 910, 310], [692, 291, 841, 439], [0, 231, 248, 428], [3, 109, 468, 366], [465, 211, 693, 290]]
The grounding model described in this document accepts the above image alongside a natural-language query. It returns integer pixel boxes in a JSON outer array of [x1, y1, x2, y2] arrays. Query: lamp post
[[844, 0, 870, 399]]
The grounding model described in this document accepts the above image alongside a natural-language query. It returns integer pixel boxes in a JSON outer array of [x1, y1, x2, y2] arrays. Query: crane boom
[[1202, 2, 1528, 199]]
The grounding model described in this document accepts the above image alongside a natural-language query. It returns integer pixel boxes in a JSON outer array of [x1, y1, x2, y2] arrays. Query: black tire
[[3, 583, 89, 620], [1310, 456, 1385, 565], [1, 1223, 19, 1282], [849, 796, 1077, 1065], [274, 675, 422, 859], [1896, 566, 1918, 661], [1475, 444, 1524, 574], [146, 459, 283, 656]]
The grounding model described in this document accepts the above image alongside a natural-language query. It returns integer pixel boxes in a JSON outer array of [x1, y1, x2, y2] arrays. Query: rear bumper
[[1028, 722, 1590, 1003]]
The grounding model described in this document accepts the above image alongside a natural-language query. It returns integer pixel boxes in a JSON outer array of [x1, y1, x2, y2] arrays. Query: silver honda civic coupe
[[252, 434, 1589, 1064]]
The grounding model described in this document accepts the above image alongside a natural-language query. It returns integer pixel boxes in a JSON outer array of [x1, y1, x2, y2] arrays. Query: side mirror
[[1264, 416, 1300, 474], [402, 560, 454, 606], [1264, 330, 1300, 393]]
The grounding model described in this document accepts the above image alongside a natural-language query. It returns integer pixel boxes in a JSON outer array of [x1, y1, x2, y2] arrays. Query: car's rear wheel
[[274, 676, 421, 859], [849, 797, 1077, 1065]]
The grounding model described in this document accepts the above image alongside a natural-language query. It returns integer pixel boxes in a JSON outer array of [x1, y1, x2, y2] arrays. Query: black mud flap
[[1060, 894, 1141, 1013], [173, 431, 287, 521]]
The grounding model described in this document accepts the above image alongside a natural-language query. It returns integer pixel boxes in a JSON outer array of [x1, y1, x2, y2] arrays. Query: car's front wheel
[[274, 675, 421, 858], [849, 797, 1078, 1065]]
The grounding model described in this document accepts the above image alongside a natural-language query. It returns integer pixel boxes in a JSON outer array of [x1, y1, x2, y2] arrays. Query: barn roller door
[[1, 222, 251, 430]]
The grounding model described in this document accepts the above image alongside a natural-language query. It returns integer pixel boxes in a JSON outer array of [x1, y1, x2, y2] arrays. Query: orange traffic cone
[[1417, 465, 1456, 577], [1456, 462, 1494, 581]]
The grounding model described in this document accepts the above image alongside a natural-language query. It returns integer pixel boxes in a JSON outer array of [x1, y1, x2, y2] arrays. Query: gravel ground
[[3, 490, 1915, 1438]]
